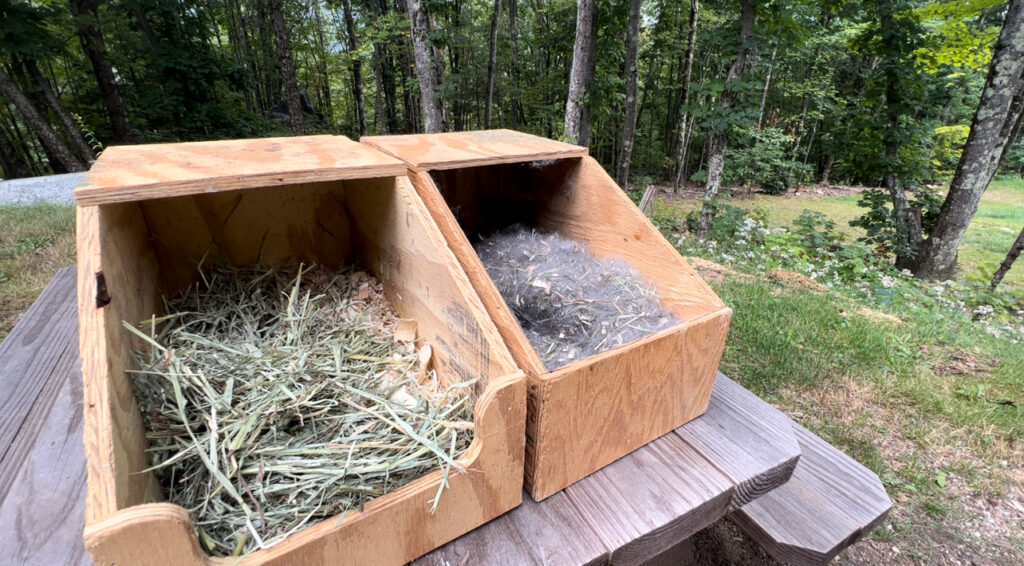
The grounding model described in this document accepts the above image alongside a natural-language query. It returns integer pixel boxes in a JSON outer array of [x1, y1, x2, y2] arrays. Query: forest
[[1, 0, 1021, 280]]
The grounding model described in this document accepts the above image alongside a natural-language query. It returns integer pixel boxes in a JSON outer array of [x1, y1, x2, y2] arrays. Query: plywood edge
[[76, 205, 119, 524], [360, 130, 588, 171], [404, 169, 547, 377], [84, 503, 208, 566]]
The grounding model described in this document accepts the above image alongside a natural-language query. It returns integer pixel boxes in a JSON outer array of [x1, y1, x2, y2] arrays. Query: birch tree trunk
[[342, 0, 367, 136], [697, 0, 753, 240], [407, 0, 444, 132], [756, 46, 777, 131], [564, 0, 596, 145], [269, 0, 304, 134], [913, 0, 1024, 280], [672, 0, 699, 190], [68, 0, 133, 143], [0, 68, 85, 172], [484, 0, 502, 128], [615, 0, 642, 187], [990, 225, 1024, 290]]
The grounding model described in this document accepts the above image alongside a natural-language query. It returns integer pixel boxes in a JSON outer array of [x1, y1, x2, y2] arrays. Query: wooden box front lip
[[361, 130, 588, 171], [75, 135, 406, 206]]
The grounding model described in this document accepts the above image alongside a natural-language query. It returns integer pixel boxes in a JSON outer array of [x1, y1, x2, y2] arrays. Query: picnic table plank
[[676, 375, 801, 509], [729, 424, 892, 566], [0, 266, 91, 566]]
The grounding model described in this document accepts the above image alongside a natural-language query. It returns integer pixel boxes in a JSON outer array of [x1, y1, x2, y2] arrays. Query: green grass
[[0, 204, 76, 341]]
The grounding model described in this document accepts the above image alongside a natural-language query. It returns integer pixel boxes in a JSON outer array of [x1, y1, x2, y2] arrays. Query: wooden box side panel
[[537, 156, 726, 322], [83, 374, 527, 566], [139, 182, 355, 295], [361, 130, 587, 171], [78, 204, 165, 522], [527, 309, 732, 501], [406, 170, 546, 378], [344, 176, 520, 388]]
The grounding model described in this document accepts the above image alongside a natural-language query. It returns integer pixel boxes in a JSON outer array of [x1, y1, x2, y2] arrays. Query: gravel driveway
[[0, 173, 84, 206]]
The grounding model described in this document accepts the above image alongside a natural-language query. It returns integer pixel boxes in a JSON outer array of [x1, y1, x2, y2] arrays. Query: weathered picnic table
[[0, 267, 890, 566]]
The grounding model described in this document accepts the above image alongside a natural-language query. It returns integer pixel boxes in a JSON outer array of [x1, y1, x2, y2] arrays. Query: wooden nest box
[[363, 130, 733, 501], [74, 136, 526, 565]]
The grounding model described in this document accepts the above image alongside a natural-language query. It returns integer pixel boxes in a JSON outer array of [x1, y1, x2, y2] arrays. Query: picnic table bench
[[0, 267, 890, 565]]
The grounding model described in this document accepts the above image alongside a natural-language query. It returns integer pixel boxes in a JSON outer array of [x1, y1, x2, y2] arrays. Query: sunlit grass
[[0, 204, 76, 341]]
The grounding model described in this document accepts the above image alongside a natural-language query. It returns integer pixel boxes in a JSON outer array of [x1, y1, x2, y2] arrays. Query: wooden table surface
[[0, 267, 803, 566]]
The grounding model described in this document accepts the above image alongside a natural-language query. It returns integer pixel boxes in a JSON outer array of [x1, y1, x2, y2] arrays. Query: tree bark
[[407, 0, 444, 132], [484, 0, 502, 128], [914, 0, 1024, 280], [990, 225, 1024, 290], [697, 0, 753, 240], [68, 0, 133, 143], [614, 0, 642, 187], [673, 0, 699, 190], [564, 0, 596, 145], [24, 58, 95, 162], [0, 124, 32, 179], [269, 0, 304, 134], [341, 0, 366, 136], [0, 68, 85, 172]]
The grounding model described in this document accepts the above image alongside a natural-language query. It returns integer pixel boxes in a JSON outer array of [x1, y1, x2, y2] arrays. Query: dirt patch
[[848, 307, 904, 325], [685, 257, 753, 283], [931, 348, 1002, 376], [651, 183, 871, 201], [766, 268, 829, 293]]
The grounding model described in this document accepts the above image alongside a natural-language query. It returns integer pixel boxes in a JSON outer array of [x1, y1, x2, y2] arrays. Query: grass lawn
[[0, 204, 76, 341], [659, 179, 1024, 288]]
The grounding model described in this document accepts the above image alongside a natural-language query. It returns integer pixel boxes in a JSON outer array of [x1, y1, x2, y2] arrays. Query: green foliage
[[931, 125, 970, 181], [850, 187, 943, 257], [725, 127, 811, 194]]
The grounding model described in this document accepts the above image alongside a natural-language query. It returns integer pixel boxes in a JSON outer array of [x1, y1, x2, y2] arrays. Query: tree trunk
[[990, 225, 1024, 290], [697, 0, 753, 241], [0, 124, 32, 179], [407, 0, 444, 132], [24, 58, 95, 162], [0, 68, 85, 172], [312, 1, 334, 126], [673, 0, 699, 190], [507, 0, 525, 126], [614, 0, 642, 188], [341, 0, 366, 136], [879, 0, 922, 269], [564, 0, 596, 146], [756, 45, 777, 131], [914, 0, 1024, 280], [269, 0, 304, 134], [370, 0, 400, 134], [484, 0, 502, 128], [68, 0, 132, 144]]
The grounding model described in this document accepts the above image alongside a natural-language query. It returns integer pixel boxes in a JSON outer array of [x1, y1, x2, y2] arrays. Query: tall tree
[[342, 0, 367, 136], [697, 0, 754, 240], [913, 0, 1024, 279], [68, 0, 133, 143], [0, 68, 85, 172], [407, 0, 444, 132], [672, 0, 699, 189], [615, 0, 642, 187], [24, 58, 95, 162], [269, 0, 304, 134], [990, 225, 1024, 290], [0, 123, 32, 179], [564, 0, 596, 145], [484, 0, 502, 128]]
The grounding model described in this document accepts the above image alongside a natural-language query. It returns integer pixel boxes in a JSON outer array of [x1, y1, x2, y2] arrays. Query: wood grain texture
[[361, 129, 588, 170], [729, 423, 892, 566], [411, 491, 608, 566], [80, 174, 527, 565], [75, 136, 405, 206], [675, 374, 800, 510], [0, 267, 78, 470], [564, 432, 734, 566], [0, 268, 90, 566]]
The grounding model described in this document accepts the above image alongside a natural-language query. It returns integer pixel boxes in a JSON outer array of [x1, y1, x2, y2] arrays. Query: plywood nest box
[[74, 136, 526, 566], [362, 130, 733, 501]]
